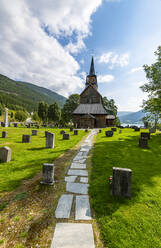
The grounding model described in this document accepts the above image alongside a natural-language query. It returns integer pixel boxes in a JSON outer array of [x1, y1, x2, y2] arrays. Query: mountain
[[117, 111, 133, 117], [0, 74, 66, 112], [118, 110, 146, 123]]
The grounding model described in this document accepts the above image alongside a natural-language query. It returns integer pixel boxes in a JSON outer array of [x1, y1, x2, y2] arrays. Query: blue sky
[[0, 0, 161, 111]]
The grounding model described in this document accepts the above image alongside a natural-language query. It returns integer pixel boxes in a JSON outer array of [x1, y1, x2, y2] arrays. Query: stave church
[[73, 57, 115, 128]]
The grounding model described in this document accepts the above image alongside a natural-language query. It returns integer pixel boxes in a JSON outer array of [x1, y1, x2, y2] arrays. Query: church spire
[[89, 56, 95, 75]]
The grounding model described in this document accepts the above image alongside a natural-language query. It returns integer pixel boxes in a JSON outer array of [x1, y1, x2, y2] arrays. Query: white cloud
[[0, 0, 103, 96], [129, 67, 143, 74], [98, 74, 114, 83], [98, 51, 130, 68]]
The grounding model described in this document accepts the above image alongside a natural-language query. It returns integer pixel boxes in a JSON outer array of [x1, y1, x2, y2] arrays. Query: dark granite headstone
[[111, 128, 117, 132], [105, 130, 113, 137], [70, 127, 73, 132], [139, 138, 148, 149], [85, 129, 89, 132], [112, 167, 132, 198], [14, 123, 18, 127], [74, 130, 78, 135], [32, 130, 38, 136], [46, 132, 54, 148], [60, 130, 66, 135], [2, 131, 7, 138], [41, 163, 54, 185], [45, 131, 49, 137], [149, 128, 156, 133], [0, 146, 11, 163], [22, 135, 31, 143], [134, 127, 140, 131], [99, 129, 102, 133], [63, 133, 70, 140], [140, 132, 150, 140], [119, 130, 122, 134]]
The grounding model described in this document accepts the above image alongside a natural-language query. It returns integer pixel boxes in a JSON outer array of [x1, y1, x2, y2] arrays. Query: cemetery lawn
[[0, 127, 86, 192], [0, 127, 87, 247], [89, 128, 161, 248]]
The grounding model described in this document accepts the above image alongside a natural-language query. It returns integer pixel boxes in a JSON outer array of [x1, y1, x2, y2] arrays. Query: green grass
[[90, 128, 161, 248], [0, 127, 86, 192]]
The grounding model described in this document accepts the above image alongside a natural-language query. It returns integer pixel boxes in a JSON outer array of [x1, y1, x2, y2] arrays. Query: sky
[[0, 0, 161, 111]]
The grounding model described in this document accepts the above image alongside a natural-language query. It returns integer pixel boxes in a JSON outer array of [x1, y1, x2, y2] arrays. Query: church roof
[[73, 103, 107, 115], [89, 56, 95, 75], [80, 83, 102, 97]]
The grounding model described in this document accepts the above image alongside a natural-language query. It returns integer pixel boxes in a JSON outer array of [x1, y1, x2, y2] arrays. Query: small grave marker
[[105, 130, 113, 137], [41, 163, 54, 185], [63, 133, 70, 140], [0, 146, 11, 163], [74, 130, 78, 135], [46, 132, 55, 148], [112, 167, 132, 198], [32, 130, 38, 136], [60, 130, 66, 135], [22, 135, 31, 143], [2, 131, 7, 138], [111, 128, 117, 132], [140, 132, 150, 140], [139, 138, 148, 149]]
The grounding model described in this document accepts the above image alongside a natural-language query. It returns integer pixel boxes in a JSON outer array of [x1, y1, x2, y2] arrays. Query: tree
[[141, 46, 161, 127], [15, 111, 28, 122], [48, 102, 61, 123], [32, 112, 40, 122], [38, 101, 48, 122], [103, 97, 118, 116], [61, 94, 80, 124]]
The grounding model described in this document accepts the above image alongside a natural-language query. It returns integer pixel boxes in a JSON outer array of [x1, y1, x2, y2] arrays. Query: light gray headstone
[[4, 108, 8, 128], [0, 146, 11, 163], [46, 132, 54, 148], [41, 163, 54, 185]]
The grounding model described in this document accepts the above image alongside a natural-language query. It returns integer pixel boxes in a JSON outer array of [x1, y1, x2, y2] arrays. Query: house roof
[[73, 103, 107, 115]]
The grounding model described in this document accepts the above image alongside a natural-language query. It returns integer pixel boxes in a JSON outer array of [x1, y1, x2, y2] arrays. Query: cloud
[[98, 74, 114, 83], [98, 52, 130, 68], [129, 67, 143, 74], [0, 0, 103, 97]]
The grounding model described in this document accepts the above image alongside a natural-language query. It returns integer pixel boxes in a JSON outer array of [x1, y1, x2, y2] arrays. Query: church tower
[[85, 57, 98, 90]]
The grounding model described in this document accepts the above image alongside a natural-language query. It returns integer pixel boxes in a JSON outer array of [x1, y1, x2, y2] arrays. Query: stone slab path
[[51, 130, 97, 248]]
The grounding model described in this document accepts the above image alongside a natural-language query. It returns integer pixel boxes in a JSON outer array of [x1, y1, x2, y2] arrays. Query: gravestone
[[99, 129, 102, 133], [45, 131, 49, 137], [134, 127, 140, 131], [74, 130, 78, 135], [139, 138, 148, 149], [14, 123, 18, 127], [70, 127, 73, 132], [36, 125, 40, 129], [46, 132, 55, 148], [63, 133, 70, 140], [140, 132, 150, 140], [4, 108, 8, 127], [32, 130, 38, 136], [41, 163, 54, 185], [60, 130, 66, 135], [149, 128, 156, 133], [111, 128, 117, 132], [2, 131, 7, 138], [85, 129, 89, 132], [119, 130, 122, 134], [105, 130, 113, 137], [0, 146, 11, 163], [22, 135, 31, 143], [112, 167, 132, 198]]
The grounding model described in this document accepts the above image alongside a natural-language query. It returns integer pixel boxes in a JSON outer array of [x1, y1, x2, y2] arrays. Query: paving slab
[[77, 151, 83, 156], [66, 182, 89, 194], [51, 223, 95, 248], [80, 177, 88, 183], [75, 195, 91, 220], [55, 194, 73, 218], [73, 156, 87, 162], [65, 176, 77, 182], [68, 169, 88, 176], [71, 163, 86, 169]]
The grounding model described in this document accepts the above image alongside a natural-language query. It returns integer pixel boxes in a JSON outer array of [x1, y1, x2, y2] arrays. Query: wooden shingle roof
[[73, 104, 107, 115]]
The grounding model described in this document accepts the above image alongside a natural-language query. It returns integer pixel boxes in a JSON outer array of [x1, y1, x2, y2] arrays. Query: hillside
[[0, 74, 66, 112], [118, 110, 146, 123], [117, 111, 133, 117]]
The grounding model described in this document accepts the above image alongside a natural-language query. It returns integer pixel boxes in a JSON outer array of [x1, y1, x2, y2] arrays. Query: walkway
[[50, 130, 97, 248]]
